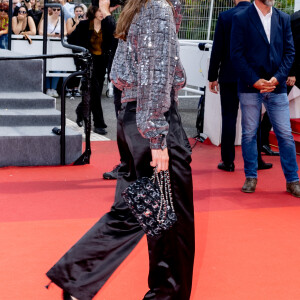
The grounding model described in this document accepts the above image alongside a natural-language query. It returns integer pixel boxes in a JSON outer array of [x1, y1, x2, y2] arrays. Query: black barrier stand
[[7, 0, 12, 50]]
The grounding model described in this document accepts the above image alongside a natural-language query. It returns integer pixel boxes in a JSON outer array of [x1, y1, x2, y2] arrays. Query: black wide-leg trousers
[[46, 98, 195, 300]]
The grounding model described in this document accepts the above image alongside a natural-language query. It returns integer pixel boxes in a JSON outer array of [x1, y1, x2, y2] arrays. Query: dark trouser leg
[[46, 104, 147, 300], [143, 101, 195, 300], [260, 112, 272, 147], [91, 55, 107, 129], [113, 86, 122, 118], [47, 99, 194, 300], [219, 83, 239, 165], [257, 111, 264, 164]]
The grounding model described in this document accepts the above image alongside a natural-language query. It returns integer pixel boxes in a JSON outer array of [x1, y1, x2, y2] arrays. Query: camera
[[24, 0, 30, 3], [78, 15, 83, 19], [91, 0, 126, 7]]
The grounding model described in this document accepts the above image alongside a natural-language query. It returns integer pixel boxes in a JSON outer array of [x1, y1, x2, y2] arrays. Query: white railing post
[[206, 0, 215, 40]]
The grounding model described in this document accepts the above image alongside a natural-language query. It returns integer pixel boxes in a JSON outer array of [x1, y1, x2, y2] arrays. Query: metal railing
[[3, 1, 92, 166]]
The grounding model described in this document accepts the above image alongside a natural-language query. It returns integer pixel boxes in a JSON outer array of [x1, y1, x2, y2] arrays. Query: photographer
[[66, 4, 84, 35]]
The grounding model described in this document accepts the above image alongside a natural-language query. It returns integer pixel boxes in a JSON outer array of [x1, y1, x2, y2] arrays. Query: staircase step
[[290, 118, 300, 134], [0, 108, 61, 126], [0, 92, 55, 109], [0, 49, 43, 92], [269, 131, 300, 154], [0, 126, 82, 166]]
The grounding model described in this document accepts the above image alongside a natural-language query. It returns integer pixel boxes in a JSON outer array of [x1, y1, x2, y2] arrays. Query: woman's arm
[[135, 2, 179, 150], [66, 17, 77, 35], [38, 18, 43, 35], [11, 16, 19, 34]]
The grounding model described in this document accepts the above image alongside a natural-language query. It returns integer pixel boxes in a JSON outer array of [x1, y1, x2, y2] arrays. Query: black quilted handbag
[[121, 169, 177, 237]]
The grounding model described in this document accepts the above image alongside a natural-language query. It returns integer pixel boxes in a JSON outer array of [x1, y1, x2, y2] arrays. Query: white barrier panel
[[179, 39, 212, 98], [11, 35, 76, 76]]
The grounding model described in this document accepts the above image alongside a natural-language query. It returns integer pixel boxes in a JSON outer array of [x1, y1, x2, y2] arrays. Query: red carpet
[[1, 141, 300, 299]]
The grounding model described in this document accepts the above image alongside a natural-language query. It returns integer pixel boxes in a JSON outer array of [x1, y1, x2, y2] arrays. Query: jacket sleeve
[[274, 15, 295, 83], [101, 15, 116, 51], [208, 14, 224, 82], [135, 3, 179, 149], [230, 14, 260, 86]]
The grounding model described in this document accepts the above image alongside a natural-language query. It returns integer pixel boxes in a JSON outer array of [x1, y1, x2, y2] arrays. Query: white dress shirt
[[254, 2, 273, 43]]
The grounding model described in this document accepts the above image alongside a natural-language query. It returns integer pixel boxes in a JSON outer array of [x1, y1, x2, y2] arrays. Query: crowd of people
[[0, 0, 88, 97]]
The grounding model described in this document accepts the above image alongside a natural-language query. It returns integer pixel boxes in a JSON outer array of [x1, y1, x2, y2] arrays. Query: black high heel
[[62, 290, 73, 300]]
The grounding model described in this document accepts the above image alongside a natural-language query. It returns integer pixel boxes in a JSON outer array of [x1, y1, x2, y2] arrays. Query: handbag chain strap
[[153, 169, 175, 224]]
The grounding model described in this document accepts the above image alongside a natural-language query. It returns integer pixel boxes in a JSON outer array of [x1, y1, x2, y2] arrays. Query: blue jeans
[[239, 92, 299, 182], [0, 34, 8, 49]]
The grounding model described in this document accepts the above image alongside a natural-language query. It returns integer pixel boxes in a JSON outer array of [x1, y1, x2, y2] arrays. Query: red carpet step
[[290, 118, 300, 134], [269, 131, 300, 154], [269, 118, 300, 154]]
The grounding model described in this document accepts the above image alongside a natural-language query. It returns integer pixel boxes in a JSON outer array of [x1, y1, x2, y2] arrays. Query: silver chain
[[153, 168, 175, 224]]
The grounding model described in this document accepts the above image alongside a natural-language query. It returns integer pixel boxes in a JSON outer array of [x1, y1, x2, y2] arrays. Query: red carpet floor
[[1, 141, 300, 299]]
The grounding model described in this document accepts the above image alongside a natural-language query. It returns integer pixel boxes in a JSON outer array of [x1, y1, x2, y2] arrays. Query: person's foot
[[94, 127, 107, 135], [103, 164, 121, 180], [241, 178, 257, 193], [73, 89, 81, 97], [62, 290, 78, 300], [65, 89, 72, 97], [261, 145, 280, 156], [51, 89, 59, 98], [286, 181, 300, 197], [46, 89, 53, 96], [217, 162, 235, 172], [258, 160, 273, 170]]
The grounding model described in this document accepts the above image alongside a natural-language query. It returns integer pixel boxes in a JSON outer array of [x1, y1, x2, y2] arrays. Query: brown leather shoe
[[241, 178, 257, 193], [286, 181, 300, 197]]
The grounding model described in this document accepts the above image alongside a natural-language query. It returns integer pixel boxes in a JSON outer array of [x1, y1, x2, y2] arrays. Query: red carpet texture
[[1, 141, 300, 299]]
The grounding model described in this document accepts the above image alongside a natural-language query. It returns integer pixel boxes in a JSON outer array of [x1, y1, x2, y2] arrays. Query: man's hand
[[286, 76, 296, 87], [209, 81, 219, 94], [253, 79, 276, 93], [99, 0, 111, 18], [150, 148, 169, 173]]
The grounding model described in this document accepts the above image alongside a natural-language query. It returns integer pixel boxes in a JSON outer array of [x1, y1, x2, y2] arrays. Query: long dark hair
[[86, 5, 99, 21], [115, 0, 173, 41]]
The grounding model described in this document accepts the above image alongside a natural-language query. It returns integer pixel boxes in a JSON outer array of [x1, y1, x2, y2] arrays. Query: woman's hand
[[150, 148, 169, 173]]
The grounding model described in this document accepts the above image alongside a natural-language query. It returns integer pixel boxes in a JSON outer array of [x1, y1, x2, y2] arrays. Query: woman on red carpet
[[46, 0, 195, 299]]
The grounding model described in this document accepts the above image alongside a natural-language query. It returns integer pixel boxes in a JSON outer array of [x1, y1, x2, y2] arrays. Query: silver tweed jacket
[[110, 0, 186, 149]]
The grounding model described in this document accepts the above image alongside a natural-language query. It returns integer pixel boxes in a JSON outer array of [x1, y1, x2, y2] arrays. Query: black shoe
[[75, 105, 84, 127], [76, 117, 83, 127], [261, 145, 280, 156], [62, 290, 74, 300], [258, 160, 273, 170], [103, 164, 121, 180], [217, 162, 235, 172], [94, 127, 107, 135]]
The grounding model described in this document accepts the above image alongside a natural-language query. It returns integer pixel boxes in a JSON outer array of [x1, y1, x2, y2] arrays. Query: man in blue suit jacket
[[231, 0, 300, 196], [208, 0, 252, 172], [208, 0, 272, 172]]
